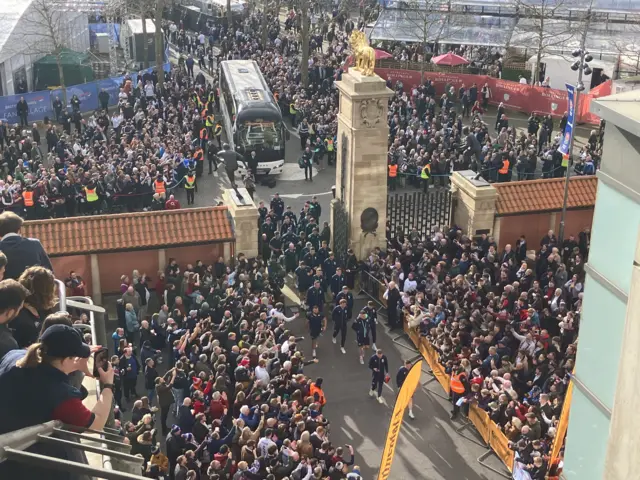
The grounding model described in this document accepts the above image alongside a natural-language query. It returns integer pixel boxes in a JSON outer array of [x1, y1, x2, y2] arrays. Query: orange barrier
[[404, 322, 514, 472], [550, 379, 573, 465], [468, 405, 491, 444]]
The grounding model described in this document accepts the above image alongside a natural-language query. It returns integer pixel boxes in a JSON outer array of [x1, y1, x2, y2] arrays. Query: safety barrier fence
[[0, 54, 171, 124], [0, 281, 145, 479], [358, 270, 567, 479]]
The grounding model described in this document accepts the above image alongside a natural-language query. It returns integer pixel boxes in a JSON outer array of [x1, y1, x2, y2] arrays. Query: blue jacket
[[239, 408, 260, 429], [120, 355, 139, 379], [330, 273, 345, 293], [112, 331, 125, 353], [332, 305, 349, 324]]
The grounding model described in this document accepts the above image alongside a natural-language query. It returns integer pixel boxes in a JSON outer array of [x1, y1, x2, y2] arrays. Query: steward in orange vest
[[450, 367, 468, 420], [154, 176, 166, 197], [194, 148, 204, 177], [388, 163, 398, 191], [309, 378, 327, 409], [498, 157, 510, 182]]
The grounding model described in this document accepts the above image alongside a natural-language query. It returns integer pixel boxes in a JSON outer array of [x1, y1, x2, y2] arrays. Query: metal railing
[[359, 270, 389, 309], [0, 280, 146, 479]]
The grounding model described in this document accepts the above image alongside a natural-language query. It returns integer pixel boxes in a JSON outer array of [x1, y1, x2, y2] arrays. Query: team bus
[[219, 59, 287, 177]]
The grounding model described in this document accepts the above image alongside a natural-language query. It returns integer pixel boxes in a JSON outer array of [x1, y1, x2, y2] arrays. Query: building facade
[[563, 90, 640, 479]]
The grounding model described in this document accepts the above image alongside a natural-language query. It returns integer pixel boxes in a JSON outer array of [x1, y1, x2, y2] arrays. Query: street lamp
[[558, 12, 593, 244]]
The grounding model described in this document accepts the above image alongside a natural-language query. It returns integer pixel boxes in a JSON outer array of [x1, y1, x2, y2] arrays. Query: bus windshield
[[236, 121, 283, 151]]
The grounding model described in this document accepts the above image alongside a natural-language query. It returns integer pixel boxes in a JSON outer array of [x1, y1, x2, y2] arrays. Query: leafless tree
[[10, 0, 80, 99], [509, 0, 580, 84], [298, 0, 311, 87], [394, 0, 462, 76]]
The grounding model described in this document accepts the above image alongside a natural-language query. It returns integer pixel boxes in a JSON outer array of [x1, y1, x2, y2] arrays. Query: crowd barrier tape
[[0, 61, 171, 123], [403, 322, 515, 473], [374, 67, 612, 125]]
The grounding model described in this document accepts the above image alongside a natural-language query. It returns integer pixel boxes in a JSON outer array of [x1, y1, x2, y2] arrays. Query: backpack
[[298, 157, 305, 169]]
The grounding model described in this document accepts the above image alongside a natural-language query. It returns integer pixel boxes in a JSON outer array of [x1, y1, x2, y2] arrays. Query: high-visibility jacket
[[214, 124, 222, 136], [561, 155, 569, 168], [498, 159, 510, 175], [85, 187, 98, 202], [289, 103, 297, 115], [200, 128, 209, 140], [205, 115, 215, 127], [420, 164, 431, 179], [185, 175, 196, 189], [194, 148, 204, 162], [450, 373, 466, 394], [22, 191, 34, 207], [309, 382, 326, 406], [388, 164, 398, 177], [155, 180, 166, 195], [325, 138, 334, 152]]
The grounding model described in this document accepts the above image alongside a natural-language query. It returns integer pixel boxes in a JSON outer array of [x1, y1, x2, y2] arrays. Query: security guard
[[420, 163, 431, 192], [205, 113, 215, 134], [199, 126, 209, 148], [184, 171, 197, 205], [194, 147, 204, 177], [154, 175, 167, 199], [498, 156, 511, 183], [449, 366, 468, 419], [84, 181, 100, 215], [213, 122, 223, 149], [325, 136, 335, 165], [22, 186, 35, 220], [388, 162, 398, 191], [289, 102, 297, 126]]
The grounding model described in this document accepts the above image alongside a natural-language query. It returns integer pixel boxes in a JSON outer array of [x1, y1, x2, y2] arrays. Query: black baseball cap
[[41, 324, 91, 358]]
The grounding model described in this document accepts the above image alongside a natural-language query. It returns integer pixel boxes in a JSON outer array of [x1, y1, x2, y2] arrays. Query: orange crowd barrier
[[404, 322, 514, 472]]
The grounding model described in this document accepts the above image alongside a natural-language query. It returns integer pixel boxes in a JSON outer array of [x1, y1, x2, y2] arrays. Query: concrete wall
[[564, 94, 640, 480]]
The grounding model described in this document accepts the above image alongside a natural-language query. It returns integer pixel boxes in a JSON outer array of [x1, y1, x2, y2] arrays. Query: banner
[[0, 91, 53, 122], [468, 405, 491, 444], [378, 360, 423, 480], [66, 83, 99, 111], [373, 67, 605, 125], [559, 83, 576, 157], [550, 380, 573, 464], [489, 422, 515, 472]]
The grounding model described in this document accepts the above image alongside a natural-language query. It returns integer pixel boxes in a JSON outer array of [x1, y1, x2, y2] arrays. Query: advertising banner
[[374, 68, 581, 121], [559, 84, 576, 157], [66, 83, 99, 111], [0, 91, 53, 123], [377, 360, 423, 480]]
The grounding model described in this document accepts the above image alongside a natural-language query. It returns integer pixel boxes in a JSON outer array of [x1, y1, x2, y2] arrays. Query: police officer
[[298, 118, 309, 150], [332, 298, 349, 354]]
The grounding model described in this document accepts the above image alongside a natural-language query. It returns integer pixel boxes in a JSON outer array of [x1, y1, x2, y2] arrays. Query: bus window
[[236, 121, 283, 151]]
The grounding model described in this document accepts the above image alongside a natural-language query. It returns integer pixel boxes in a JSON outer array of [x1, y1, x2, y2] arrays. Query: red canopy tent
[[375, 49, 392, 60], [431, 52, 469, 67]]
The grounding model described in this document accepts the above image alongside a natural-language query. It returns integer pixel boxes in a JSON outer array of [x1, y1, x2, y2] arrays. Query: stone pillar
[[222, 188, 259, 259], [603, 227, 640, 480], [158, 248, 166, 272], [449, 170, 498, 238], [90, 253, 102, 306], [334, 69, 394, 260]]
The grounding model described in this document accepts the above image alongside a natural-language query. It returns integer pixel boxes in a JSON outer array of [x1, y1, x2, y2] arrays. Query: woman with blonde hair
[[11, 266, 57, 348]]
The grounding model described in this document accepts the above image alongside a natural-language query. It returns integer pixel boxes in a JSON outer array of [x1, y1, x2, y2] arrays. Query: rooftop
[[22, 206, 235, 257], [493, 176, 598, 216], [591, 89, 640, 138]]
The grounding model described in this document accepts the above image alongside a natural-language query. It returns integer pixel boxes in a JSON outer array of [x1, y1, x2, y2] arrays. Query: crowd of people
[[384, 79, 604, 190], [361, 224, 587, 478]]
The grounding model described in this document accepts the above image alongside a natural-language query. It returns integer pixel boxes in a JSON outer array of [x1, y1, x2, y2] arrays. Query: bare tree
[[394, 0, 460, 77], [299, 0, 311, 87], [509, 0, 579, 84], [154, 0, 169, 87], [10, 0, 79, 100]]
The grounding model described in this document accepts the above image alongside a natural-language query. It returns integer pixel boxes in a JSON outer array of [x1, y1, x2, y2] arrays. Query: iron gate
[[332, 200, 350, 265], [387, 190, 453, 238]]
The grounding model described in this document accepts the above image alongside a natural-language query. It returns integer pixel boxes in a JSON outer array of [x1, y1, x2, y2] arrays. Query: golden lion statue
[[349, 30, 376, 76]]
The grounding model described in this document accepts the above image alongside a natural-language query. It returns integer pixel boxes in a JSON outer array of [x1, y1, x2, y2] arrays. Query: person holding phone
[[0, 324, 115, 477]]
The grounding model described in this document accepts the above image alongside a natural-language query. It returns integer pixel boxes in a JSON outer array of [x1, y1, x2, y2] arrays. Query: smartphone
[[89, 347, 110, 378]]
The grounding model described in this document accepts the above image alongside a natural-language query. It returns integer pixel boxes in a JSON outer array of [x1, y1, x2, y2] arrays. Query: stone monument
[[449, 170, 498, 237], [331, 32, 394, 260], [222, 187, 259, 258]]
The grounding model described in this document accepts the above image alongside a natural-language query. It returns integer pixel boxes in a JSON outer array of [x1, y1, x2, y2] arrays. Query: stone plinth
[[450, 170, 498, 237], [222, 188, 258, 258], [334, 69, 394, 260]]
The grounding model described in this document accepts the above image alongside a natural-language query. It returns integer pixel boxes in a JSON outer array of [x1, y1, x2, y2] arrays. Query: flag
[[377, 360, 423, 480], [559, 84, 576, 158]]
